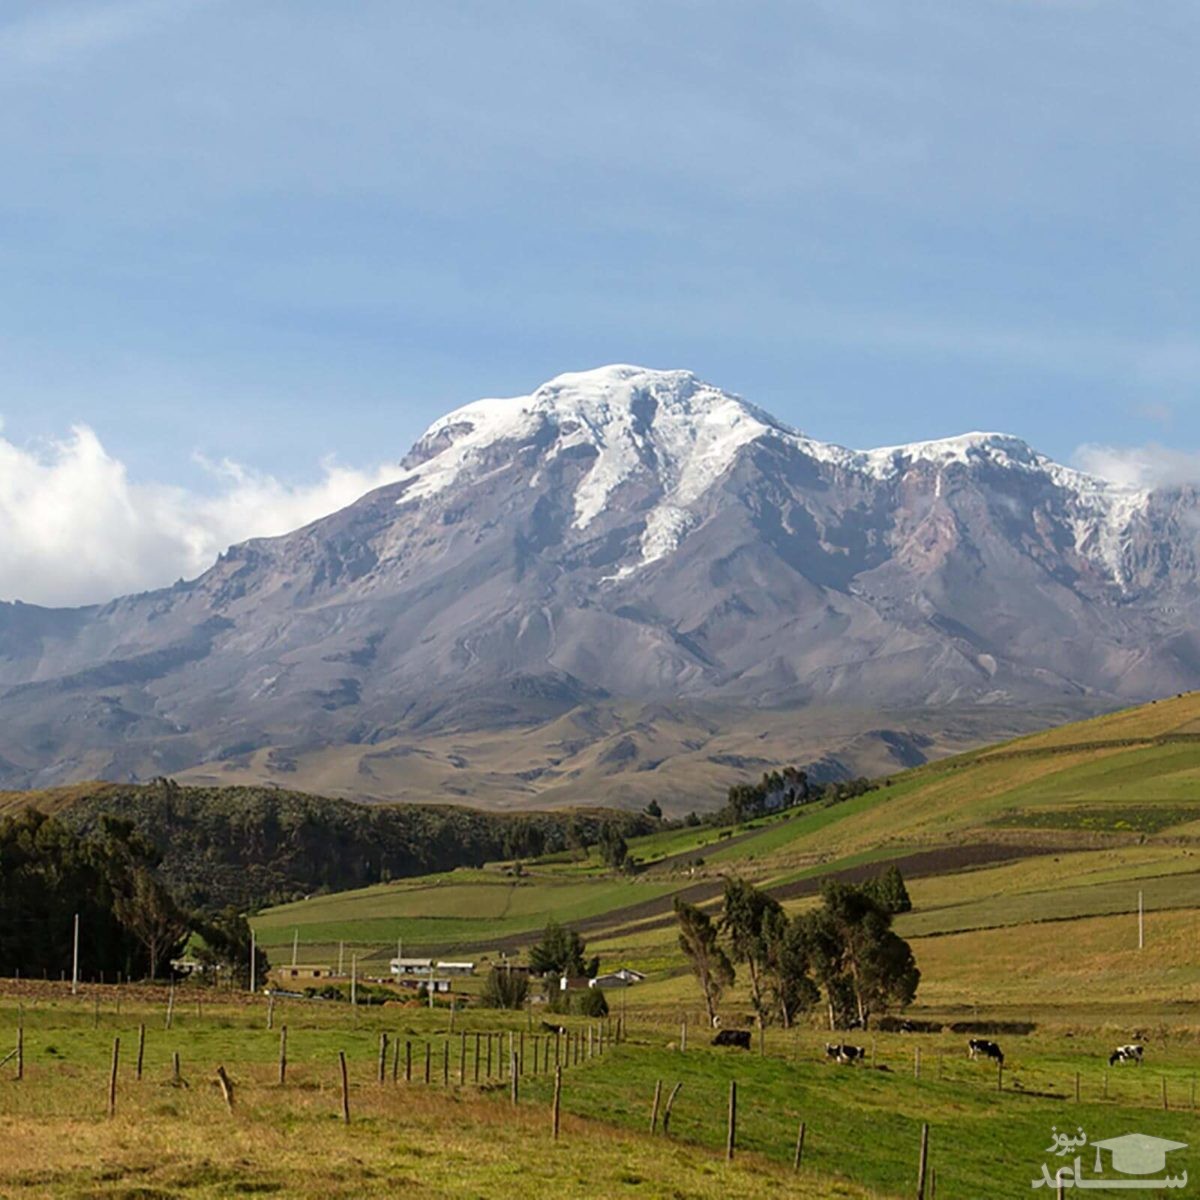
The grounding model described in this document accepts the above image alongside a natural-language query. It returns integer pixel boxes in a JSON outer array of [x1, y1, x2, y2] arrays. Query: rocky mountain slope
[[1, 365, 1195, 807]]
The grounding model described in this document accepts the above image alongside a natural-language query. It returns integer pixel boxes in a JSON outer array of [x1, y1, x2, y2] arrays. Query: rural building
[[394, 976, 453, 993], [591, 967, 645, 988], [435, 961, 476, 976], [273, 964, 334, 983], [559, 975, 592, 992], [390, 957, 434, 977]]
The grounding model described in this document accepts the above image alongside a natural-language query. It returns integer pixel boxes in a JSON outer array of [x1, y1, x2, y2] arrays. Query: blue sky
[[1, 0, 1198, 603]]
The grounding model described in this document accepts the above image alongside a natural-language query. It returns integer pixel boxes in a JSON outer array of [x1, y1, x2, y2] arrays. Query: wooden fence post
[[680, 1021, 687, 1052], [424, 1041, 431, 1085], [267, 995, 274, 1030], [442, 1040, 449, 1086], [998, 1061, 1004, 1092], [276, 1024, 288, 1085], [392, 1036, 400, 1084], [519, 1031, 525, 1075], [726, 1080, 737, 1162], [216, 1065, 235, 1113], [474, 1033, 481, 1083], [914, 1047, 921, 1080], [460, 1032, 467, 1085], [136, 1024, 146, 1081], [663, 1082, 683, 1135], [16, 1024, 23, 1082], [649, 1079, 662, 1133], [172, 1051, 181, 1087], [378, 1032, 388, 1085], [1074, 1072, 1080, 1103], [405, 1040, 412, 1084], [487, 1033, 493, 1078], [165, 985, 175, 1031], [1162, 1077, 1169, 1111], [107, 1037, 120, 1117], [339, 1051, 350, 1124], [552, 1065, 562, 1141], [917, 1122, 930, 1200], [794, 1120, 806, 1170], [510, 1053, 519, 1105]]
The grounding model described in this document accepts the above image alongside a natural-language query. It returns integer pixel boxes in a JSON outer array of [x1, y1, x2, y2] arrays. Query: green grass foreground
[[2, 987, 1198, 1198]]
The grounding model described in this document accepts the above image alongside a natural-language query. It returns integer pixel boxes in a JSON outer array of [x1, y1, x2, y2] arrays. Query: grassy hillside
[[254, 693, 1200, 1031], [8, 697, 1200, 1198]]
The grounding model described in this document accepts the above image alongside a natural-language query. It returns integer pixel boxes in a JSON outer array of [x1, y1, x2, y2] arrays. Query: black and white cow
[[967, 1039, 1004, 1065], [825, 1043, 866, 1064], [712, 1029, 752, 1050], [1109, 1044, 1144, 1067]]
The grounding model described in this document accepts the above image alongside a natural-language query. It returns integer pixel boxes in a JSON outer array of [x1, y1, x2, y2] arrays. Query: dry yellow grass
[[911, 908, 1200, 1011], [0, 1055, 877, 1199]]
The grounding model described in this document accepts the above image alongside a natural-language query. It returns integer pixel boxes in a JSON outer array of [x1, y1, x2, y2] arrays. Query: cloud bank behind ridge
[[4, 416, 1200, 610], [0, 423, 399, 607]]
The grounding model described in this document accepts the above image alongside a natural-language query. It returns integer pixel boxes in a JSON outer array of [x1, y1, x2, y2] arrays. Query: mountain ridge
[[0, 364, 1195, 804]]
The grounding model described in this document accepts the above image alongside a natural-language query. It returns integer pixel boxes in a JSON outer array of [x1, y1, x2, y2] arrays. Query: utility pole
[[71, 913, 80, 996], [351, 954, 357, 1008], [1138, 890, 1145, 950], [338, 941, 344, 976], [250, 929, 257, 993], [292, 928, 299, 967]]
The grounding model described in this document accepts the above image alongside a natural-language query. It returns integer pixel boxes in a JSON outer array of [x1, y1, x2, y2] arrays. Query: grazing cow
[[825, 1043, 866, 1064], [968, 1039, 1004, 1065], [540, 1021, 566, 1035], [712, 1029, 752, 1050], [1109, 1044, 1144, 1067]]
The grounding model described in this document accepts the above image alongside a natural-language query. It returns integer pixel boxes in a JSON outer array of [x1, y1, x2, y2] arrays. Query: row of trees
[[0, 809, 265, 984], [675, 867, 918, 1030], [715, 768, 879, 825]]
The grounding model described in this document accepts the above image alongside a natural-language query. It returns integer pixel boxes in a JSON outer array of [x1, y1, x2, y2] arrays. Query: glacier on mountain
[[398, 364, 1150, 583]]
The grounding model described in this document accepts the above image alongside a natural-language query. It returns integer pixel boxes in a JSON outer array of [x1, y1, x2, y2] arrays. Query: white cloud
[[0, 424, 399, 607], [1073, 441, 1200, 490]]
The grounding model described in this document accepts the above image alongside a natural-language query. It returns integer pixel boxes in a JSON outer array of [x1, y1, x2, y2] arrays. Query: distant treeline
[[697, 767, 879, 826], [58, 779, 658, 912]]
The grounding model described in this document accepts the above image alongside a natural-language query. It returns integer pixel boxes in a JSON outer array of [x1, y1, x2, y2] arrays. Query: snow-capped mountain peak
[[2, 365, 1199, 796], [399, 365, 1150, 582], [400, 365, 785, 534]]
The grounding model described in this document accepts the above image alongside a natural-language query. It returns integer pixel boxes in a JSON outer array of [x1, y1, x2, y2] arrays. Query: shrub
[[480, 966, 530, 1010], [578, 987, 609, 1018]]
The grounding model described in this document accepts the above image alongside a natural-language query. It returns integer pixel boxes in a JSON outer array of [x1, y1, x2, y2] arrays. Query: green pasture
[[3, 989, 1199, 1199]]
